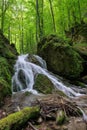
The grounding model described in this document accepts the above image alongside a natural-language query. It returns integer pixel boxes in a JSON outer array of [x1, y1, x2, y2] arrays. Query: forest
[[0, 0, 87, 53], [0, 0, 87, 130]]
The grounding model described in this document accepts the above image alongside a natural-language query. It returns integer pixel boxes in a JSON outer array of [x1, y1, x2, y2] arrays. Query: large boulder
[[34, 74, 54, 94], [0, 31, 17, 104], [37, 35, 83, 80], [34, 74, 67, 97]]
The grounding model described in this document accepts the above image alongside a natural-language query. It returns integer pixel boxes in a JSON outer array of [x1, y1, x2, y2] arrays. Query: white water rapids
[[12, 54, 87, 122], [12, 54, 81, 97]]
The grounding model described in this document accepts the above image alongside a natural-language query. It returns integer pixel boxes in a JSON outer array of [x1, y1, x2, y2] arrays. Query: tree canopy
[[0, 0, 87, 53]]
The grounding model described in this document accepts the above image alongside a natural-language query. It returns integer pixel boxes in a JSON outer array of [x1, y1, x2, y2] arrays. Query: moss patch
[[0, 31, 17, 103], [0, 106, 39, 130], [38, 35, 83, 80], [34, 74, 54, 94]]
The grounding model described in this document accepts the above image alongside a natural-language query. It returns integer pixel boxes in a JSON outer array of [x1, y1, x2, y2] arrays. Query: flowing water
[[11, 54, 87, 123], [12, 54, 82, 97]]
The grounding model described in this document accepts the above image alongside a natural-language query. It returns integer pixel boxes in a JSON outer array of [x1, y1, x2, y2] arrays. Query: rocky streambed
[[1, 88, 87, 130]]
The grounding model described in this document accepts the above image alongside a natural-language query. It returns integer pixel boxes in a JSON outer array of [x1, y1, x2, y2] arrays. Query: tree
[[1, 0, 9, 33], [49, 0, 56, 33]]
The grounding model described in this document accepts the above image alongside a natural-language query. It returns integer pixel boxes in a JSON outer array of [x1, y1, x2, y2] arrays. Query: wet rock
[[27, 54, 46, 68], [34, 74, 54, 94]]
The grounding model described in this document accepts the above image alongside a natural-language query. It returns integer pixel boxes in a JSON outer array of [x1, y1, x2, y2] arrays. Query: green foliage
[[56, 110, 66, 125], [0, 0, 87, 53], [0, 31, 17, 102], [0, 57, 11, 83], [0, 78, 11, 103]]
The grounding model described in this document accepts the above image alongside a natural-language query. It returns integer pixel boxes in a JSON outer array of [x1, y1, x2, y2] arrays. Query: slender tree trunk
[[36, 0, 41, 41], [21, 14, 24, 54], [36, 0, 44, 42], [67, 4, 71, 29], [36, 0, 38, 43], [8, 24, 11, 42], [1, 0, 4, 33], [40, 0, 44, 38], [78, 0, 81, 22], [18, 21, 22, 53], [49, 0, 56, 33], [1, 0, 9, 33], [15, 34, 16, 45]]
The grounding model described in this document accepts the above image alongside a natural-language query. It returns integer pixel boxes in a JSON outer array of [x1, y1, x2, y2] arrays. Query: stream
[[2, 54, 87, 130]]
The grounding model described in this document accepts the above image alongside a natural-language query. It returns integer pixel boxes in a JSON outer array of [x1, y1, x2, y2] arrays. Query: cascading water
[[12, 54, 81, 97], [12, 54, 87, 122]]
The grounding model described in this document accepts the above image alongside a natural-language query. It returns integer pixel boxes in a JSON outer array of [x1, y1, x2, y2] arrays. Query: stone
[[37, 35, 83, 80]]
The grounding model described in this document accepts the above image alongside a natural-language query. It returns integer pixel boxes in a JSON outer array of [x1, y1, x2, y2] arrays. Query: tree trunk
[[21, 13, 24, 54], [0, 106, 40, 130], [78, 0, 81, 22], [67, 4, 71, 29], [1, 0, 4, 33], [1, 0, 9, 33], [49, 0, 56, 33], [36, 0, 44, 42], [8, 24, 11, 43], [36, 0, 40, 42]]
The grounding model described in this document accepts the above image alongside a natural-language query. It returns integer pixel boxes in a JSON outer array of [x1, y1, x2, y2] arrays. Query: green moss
[[24, 91, 32, 96], [0, 31, 17, 103], [0, 57, 11, 83], [0, 78, 11, 104], [38, 35, 83, 80], [0, 106, 40, 130], [73, 81, 86, 88], [34, 74, 54, 94], [56, 110, 66, 125], [53, 89, 67, 97]]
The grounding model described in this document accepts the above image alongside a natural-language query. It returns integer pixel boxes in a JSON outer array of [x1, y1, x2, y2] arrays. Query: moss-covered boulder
[[34, 74, 54, 94], [37, 35, 83, 80], [0, 31, 17, 103]]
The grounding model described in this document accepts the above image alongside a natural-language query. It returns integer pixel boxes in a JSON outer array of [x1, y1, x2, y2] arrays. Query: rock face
[[34, 74, 54, 94], [37, 35, 83, 80], [0, 31, 17, 103]]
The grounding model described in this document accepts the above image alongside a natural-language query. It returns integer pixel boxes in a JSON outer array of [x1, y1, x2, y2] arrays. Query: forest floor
[[1, 92, 87, 130]]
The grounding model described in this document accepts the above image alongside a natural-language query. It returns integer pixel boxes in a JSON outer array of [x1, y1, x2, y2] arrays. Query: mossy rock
[[38, 35, 83, 80], [34, 74, 54, 94], [0, 31, 17, 103], [0, 78, 11, 106], [0, 57, 11, 82]]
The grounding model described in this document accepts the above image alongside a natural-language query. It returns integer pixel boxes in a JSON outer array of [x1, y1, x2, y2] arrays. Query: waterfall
[[12, 54, 82, 97]]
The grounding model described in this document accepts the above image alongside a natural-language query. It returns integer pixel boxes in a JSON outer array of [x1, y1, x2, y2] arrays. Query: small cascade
[[12, 54, 81, 97]]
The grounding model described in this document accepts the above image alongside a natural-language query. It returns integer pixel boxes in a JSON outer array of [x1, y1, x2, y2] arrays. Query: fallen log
[[0, 106, 40, 130]]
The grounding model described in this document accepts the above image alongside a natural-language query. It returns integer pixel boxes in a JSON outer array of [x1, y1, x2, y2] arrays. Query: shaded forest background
[[0, 0, 87, 53]]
